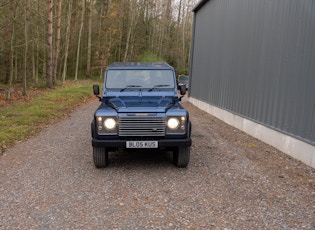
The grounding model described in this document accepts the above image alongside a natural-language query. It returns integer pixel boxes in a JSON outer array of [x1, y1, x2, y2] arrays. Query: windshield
[[178, 75, 189, 81], [105, 70, 175, 89]]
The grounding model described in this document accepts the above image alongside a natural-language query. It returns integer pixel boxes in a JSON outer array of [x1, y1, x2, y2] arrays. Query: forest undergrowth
[[0, 80, 97, 154]]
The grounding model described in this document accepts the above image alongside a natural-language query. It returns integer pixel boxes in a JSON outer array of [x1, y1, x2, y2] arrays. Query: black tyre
[[91, 121, 95, 138], [173, 146, 190, 167], [93, 147, 108, 168]]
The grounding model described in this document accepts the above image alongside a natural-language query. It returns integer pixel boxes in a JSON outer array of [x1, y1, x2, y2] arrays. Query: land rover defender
[[91, 62, 192, 167]]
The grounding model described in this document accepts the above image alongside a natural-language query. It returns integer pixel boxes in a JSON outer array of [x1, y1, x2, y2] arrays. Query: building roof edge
[[193, 0, 210, 12]]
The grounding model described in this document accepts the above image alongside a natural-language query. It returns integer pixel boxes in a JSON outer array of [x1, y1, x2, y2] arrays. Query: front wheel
[[173, 146, 190, 167], [93, 147, 109, 168]]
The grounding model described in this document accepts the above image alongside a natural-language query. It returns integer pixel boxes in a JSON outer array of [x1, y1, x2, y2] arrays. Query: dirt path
[[0, 99, 314, 229]]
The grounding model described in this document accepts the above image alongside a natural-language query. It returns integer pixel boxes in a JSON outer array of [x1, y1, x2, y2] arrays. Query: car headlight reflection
[[104, 118, 116, 130], [167, 118, 180, 130]]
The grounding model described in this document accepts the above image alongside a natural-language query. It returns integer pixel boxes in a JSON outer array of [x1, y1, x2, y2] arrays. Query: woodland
[[0, 0, 197, 99]]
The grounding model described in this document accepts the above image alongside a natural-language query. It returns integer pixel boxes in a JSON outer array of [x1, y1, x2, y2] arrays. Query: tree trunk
[[75, 0, 85, 81], [23, 0, 30, 96], [6, 1, 16, 100], [165, 0, 172, 60], [62, 0, 73, 84], [46, 0, 54, 88], [86, 0, 93, 77], [123, 0, 136, 62], [32, 37, 36, 83], [176, 0, 182, 69], [34, 0, 40, 84], [53, 0, 62, 83]]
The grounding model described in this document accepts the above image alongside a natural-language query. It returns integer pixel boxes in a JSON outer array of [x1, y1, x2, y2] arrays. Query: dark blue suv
[[91, 62, 192, 167]]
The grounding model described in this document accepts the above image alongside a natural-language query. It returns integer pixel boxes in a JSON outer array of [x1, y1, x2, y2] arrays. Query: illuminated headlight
[[96, 116, 117, 134], [166, 116, 187, 135], [104, 118, 116, 130], [167, 118, 180, 130]]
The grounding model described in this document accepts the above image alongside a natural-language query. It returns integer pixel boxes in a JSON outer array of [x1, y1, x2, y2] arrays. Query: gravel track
[[0, 99, 314, 229]]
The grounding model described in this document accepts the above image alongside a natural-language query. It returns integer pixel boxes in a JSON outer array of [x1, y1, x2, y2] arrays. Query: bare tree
[[123, 0, 136, 62], [175, 0, 182, 69], [75, 0, 85, 81], [53, 0, 62, 83], [23, 0, 30, 96], [86, 0, 93, 77], [62, 0, 73, 83], [46, 0, 54, 88], [6, 0, 17, 100]]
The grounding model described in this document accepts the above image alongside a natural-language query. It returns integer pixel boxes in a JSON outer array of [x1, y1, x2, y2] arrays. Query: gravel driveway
[[0, 99, 314, 229]]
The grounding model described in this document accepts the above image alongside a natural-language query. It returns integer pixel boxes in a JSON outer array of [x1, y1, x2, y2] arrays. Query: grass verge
[[0, 81, 96, 154]]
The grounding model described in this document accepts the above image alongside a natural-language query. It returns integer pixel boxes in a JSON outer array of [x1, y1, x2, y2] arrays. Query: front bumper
[[92, 137, 192, 148]]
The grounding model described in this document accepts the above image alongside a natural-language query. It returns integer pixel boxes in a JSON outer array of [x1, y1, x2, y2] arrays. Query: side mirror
[[179, 85, 186, 96], [93, 85, 101, 101], [93, 85, 100, 95]]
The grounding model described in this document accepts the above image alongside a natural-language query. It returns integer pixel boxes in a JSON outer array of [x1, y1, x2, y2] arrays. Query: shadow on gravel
[[105, 149, 175, 168]]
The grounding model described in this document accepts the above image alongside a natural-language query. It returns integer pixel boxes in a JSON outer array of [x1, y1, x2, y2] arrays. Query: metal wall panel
[[190, 0, 315, 145]]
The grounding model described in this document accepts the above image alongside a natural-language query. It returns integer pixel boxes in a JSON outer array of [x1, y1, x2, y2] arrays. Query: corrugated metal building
[[189, 0, 315, 167]]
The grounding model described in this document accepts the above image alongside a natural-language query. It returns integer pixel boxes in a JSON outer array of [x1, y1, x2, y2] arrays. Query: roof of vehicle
[[178, 75, 189, 80], [107, 62, 174, 70]]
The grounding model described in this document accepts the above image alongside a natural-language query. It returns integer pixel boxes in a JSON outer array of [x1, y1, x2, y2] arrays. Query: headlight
[[167, 118, 180, 130], [104, 118, 116, 130], [96, 116, 118, 135], [166, 116, 187, 135]]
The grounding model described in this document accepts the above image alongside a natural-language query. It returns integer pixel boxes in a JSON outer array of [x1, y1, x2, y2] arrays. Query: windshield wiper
[[120, 85, 142, 92], [148, 85, 170, 92]]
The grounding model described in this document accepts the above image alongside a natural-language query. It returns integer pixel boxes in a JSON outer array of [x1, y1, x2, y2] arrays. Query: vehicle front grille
[[119, 116, 165, 136]]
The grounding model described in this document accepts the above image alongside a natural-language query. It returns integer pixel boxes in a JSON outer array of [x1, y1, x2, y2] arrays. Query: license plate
[[126, 141, 158, 148]]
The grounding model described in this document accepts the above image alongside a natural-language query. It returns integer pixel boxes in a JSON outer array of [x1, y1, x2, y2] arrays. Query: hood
[[107, 97, 173, 113]]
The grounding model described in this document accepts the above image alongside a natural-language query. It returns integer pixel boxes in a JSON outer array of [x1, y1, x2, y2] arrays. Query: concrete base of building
[[189, 97, 315, 168]]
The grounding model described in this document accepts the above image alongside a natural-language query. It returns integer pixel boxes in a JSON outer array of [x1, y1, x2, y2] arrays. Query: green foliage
[[176, 67, 190, 76], [139, 53, 165, 62], [0, 82, 94, 151], [90, 75, 104, 82]]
